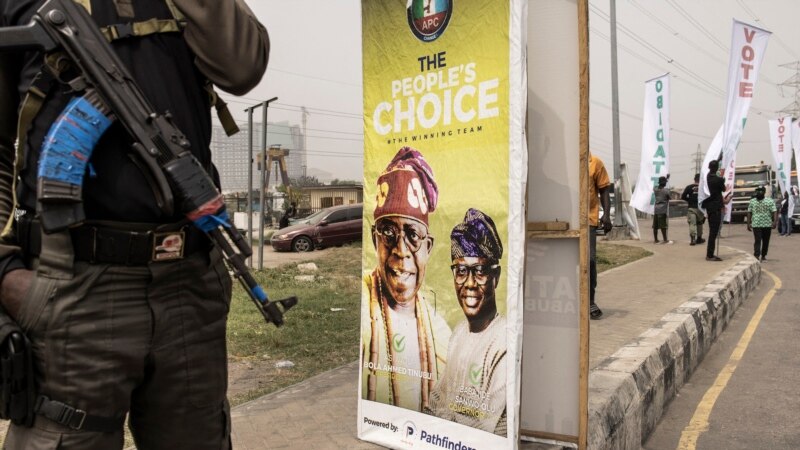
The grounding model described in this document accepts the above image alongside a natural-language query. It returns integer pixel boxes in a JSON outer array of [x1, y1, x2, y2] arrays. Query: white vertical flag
[[794, 120, 800, 172], [769, 117, 794, 216], [631, 74, 670, 214], [720, 20, 771, 220], [792, 119, 800, 212]]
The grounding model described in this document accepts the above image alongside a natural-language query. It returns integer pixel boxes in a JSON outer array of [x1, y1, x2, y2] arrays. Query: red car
[[270, 204, 363, 252]]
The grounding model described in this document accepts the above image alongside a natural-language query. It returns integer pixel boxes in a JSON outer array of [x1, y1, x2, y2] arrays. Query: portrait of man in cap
[[427, 208, 507, 435], [361, 146, 451, 412]]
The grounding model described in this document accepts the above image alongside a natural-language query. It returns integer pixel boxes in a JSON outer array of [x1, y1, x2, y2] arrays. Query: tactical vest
[[4, 0, 239, 237]]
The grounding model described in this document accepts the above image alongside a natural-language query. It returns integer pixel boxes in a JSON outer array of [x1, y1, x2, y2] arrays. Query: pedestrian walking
[[747, 186, 777, 261], [681, 174, 706, 246], [778, 191, 792, 236], [588, 153, 613, 319], [652, 175, 673, 244]]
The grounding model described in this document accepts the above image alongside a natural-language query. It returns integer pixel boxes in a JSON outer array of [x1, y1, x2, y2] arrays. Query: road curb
[[586, 251, 761, 449]]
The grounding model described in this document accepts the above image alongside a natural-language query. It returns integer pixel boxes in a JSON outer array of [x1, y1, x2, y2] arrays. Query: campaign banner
[[720, 20, 771, 220], [769, 117, 794, 216], [359, 1, 526, 449], [631, 74, 670, 214], [793, 119, 800, 199]]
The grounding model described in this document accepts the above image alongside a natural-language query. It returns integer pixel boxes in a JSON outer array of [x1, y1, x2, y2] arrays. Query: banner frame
[[520, 0, 589, 448]]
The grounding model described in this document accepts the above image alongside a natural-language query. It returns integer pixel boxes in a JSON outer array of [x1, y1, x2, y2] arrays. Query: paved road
[[645, 223, 800, 450]]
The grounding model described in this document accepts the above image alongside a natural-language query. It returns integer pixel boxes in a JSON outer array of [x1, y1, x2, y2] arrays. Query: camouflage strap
[[204, 82, 240, 137], [99, 18, 183, 41], [2, 71, 54, 238]]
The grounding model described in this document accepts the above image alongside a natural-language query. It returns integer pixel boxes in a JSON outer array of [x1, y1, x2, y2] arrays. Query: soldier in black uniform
[[0, 0, 269, 448]]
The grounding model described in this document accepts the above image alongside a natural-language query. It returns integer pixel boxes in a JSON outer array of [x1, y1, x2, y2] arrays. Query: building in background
[[211, 121, 307, 193], [302, 184, 363, 213]]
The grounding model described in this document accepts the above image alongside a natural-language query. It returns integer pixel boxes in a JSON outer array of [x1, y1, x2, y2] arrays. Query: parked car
[[271, 204, 363, 252]]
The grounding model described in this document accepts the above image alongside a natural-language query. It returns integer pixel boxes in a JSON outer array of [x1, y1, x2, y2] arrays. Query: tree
[[330, 178, 361, 186], [291, 175, 323, 187]]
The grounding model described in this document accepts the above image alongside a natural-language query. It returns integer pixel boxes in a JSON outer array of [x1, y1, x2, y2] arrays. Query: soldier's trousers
[[4, 230, 233, 449], [687, 207, 705, 240]]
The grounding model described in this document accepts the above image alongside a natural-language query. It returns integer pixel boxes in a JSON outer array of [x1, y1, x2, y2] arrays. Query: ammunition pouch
[[0, 312, 36, 427]]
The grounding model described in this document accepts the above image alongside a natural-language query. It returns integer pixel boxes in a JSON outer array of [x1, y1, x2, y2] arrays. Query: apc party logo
[[407, 0, 453, 42]]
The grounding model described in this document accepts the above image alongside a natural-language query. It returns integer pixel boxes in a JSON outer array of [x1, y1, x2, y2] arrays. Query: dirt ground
[[227, 357, 281, 403], [251, 242, 346, 269]]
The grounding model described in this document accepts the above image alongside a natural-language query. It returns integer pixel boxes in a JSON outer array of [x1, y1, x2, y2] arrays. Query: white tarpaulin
[[768, 117, 794, 217], [631, 74, 670, 214], [719, 20, 771, 221]]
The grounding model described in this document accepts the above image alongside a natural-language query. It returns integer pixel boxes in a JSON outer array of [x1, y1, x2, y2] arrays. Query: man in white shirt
[[428, 208, 507, 435]]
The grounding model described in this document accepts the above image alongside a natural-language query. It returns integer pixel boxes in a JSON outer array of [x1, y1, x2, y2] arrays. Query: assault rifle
[[0, 0, 296, 326]]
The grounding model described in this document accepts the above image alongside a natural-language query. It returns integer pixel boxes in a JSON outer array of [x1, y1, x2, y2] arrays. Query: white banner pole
[[631, 74, 670, 214], [768, 117, 794, 217], [719, 20, 771, 221]]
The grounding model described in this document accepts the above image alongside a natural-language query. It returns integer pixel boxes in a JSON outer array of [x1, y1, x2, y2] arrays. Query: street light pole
[[609, 0, 625, 227], [258, 97, 279, 270], [245, 106, 255, 268]]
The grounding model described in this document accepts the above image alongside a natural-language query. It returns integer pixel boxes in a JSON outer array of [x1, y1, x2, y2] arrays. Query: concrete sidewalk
[[230, 219, 756, 449]]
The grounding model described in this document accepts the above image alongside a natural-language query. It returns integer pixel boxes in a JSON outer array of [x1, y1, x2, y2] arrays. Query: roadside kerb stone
[[587, 253, 761, 449]]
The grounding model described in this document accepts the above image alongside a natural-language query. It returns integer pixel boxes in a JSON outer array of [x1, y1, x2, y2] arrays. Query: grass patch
[[226, 243, 362, 406], [596, 242, 652, 273]]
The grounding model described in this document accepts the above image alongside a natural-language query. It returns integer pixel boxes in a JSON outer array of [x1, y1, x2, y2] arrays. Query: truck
[[730, 163, 775, 223]]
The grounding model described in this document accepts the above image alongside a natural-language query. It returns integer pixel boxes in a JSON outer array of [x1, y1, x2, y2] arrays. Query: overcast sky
[[231, 0, 800, 187]]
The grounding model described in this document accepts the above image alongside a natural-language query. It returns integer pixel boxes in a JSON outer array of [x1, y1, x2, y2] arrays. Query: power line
[[220, 96, 364, 119], [665, 0, 777, 86], [664, 0, 728, 53], [590, 6, 775, 117], [736, 0, 799, 60], [274, 102, 362, 118], [267, 67, 362, 88], [265, 130, 363, 142], [629, 1, 728, 67], [590, 5, 726, 96], [590, 27, 726, 100]]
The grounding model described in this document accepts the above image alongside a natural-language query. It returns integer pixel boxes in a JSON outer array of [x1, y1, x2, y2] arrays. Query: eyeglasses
[[450, 264, 499, 286], [374, 221, 429, 253]]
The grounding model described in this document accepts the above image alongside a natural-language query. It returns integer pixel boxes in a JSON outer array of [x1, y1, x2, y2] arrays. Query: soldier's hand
[[0, 269, 34, 320]]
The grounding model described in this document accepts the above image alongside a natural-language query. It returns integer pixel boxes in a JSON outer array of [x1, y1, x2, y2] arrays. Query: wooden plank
[[521, 429, 580, 444], [526, 230, 580, 239], [577, 0, 590, 449], [526, 221, 570, 232]]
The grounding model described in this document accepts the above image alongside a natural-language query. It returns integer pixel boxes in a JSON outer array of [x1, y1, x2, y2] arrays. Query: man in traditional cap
[[361, 147, 451, 412], [428, 208, 507, 435]]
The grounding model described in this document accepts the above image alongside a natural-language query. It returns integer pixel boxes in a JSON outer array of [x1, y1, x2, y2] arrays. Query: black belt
[[20, 218, 211, 266], [35, 395, 124, 432]]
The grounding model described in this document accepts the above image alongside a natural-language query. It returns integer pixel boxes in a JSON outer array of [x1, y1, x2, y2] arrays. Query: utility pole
[[244, 106, 256, 268], [609, 0, 625, 228], [692, 144, 703, 175], [777, 61, 800, 117], [301, 107, 309, 177]]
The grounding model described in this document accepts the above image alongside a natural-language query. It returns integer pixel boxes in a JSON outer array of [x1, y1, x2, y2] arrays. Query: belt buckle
[[152, 229, 186, 262]]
